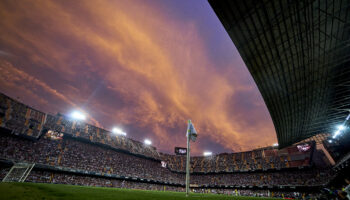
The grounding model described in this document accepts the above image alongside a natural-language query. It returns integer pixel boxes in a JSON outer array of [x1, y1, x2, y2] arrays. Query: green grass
[[0, 182, 282, 200]]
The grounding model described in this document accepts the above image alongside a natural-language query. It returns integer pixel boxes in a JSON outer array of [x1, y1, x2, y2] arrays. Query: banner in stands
[[161, 161, 167, 168], [46, 130, 63, 140], [297, 143, 311, 152], [175, 147, 187, 155]]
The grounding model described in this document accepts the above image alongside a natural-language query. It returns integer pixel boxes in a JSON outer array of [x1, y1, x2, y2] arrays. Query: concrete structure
[[209, 0, 350, 148]]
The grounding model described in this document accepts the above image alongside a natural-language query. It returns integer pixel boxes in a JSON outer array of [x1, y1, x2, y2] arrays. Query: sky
[[0, 0, 277, 155]]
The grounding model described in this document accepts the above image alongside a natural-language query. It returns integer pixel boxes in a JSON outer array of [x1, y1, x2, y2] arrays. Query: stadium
[[0, 0, 350, 199]]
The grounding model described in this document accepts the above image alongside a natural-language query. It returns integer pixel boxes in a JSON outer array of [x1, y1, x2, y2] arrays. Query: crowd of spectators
[[26, 170, 183, 192], [43, 114, 160, 159], [162, 144, 312, 173], [60, 138, 183, 183], [0, 166, 10, 181], [24, 170, 321, 199], [191, 188, 316, 199], [0, 94, 337, 199], [0, 134, 333, 188], [191, 169, 332, 186], [1, 92, 313, 173], [0, 93, 159, 159], [0, 93, 45, 138], [0, 134, 182, 183], [0, 90, 346, 200]]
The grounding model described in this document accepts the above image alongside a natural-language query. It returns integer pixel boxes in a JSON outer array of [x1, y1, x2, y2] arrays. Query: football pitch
[[0, 182, 283, 200]]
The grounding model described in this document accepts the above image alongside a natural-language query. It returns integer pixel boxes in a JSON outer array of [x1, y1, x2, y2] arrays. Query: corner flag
[[187, 120, 197, 142], [185, 119, 197, 196]]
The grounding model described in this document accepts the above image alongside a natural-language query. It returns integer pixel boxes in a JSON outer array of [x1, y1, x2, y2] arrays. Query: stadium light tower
[[203, 152, 212, 156], [112, 127, 126, 136], [144, 139, 152, 145], [70, 111, 86, 120]]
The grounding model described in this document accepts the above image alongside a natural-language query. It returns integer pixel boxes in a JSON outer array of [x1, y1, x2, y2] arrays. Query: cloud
[[0, 50, 13, 57], [0, 0, 276, 154], [0, 60, 103, 128]]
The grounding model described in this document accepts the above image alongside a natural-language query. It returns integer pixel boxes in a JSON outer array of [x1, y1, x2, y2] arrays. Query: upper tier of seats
[[161, 144, 313, 173], [0, 93, 159, 159]]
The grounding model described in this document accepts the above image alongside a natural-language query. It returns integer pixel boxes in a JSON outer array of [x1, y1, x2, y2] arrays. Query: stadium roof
[[209, 0, 350, 148]]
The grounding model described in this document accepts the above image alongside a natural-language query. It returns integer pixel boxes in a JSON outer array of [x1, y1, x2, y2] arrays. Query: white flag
[[187, 120, 197, 142]]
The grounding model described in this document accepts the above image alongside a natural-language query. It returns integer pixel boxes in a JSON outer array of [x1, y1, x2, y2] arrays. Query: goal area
[[2, 162, 35, 182]]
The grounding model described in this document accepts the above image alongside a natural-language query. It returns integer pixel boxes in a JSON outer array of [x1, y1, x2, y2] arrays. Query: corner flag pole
[[185, 120, 197, 197], [185, 125, 190, 196]]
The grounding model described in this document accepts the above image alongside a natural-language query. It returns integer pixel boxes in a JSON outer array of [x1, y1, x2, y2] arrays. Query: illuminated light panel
[[70, 111, 86, 120], [203, 151, 212, 156], [144, 139, 152, 145], [337, 125, 345, 130], [112, 127, 126, 136]]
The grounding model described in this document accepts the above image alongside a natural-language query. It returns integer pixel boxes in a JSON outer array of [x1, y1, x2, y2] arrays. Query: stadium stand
[[0, 92, 340, 198], [0, 94, 46, 138], [162, 144, 313, 173]]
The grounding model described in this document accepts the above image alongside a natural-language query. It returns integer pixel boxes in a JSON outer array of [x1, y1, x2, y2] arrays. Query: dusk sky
[[0, 0, 277, 155]]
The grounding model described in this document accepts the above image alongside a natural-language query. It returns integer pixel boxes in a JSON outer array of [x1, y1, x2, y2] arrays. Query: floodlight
[[328, 140, 332, 143], [144, 139, 152, 145], [70, 111, 86, 120], [203, 152, 212, 156], [273, 143, 278, 147], [333, 130, 341, 139], [112, 127, 120, 134], [112, 127, 126, 136], [337, 125, 345, 131]]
